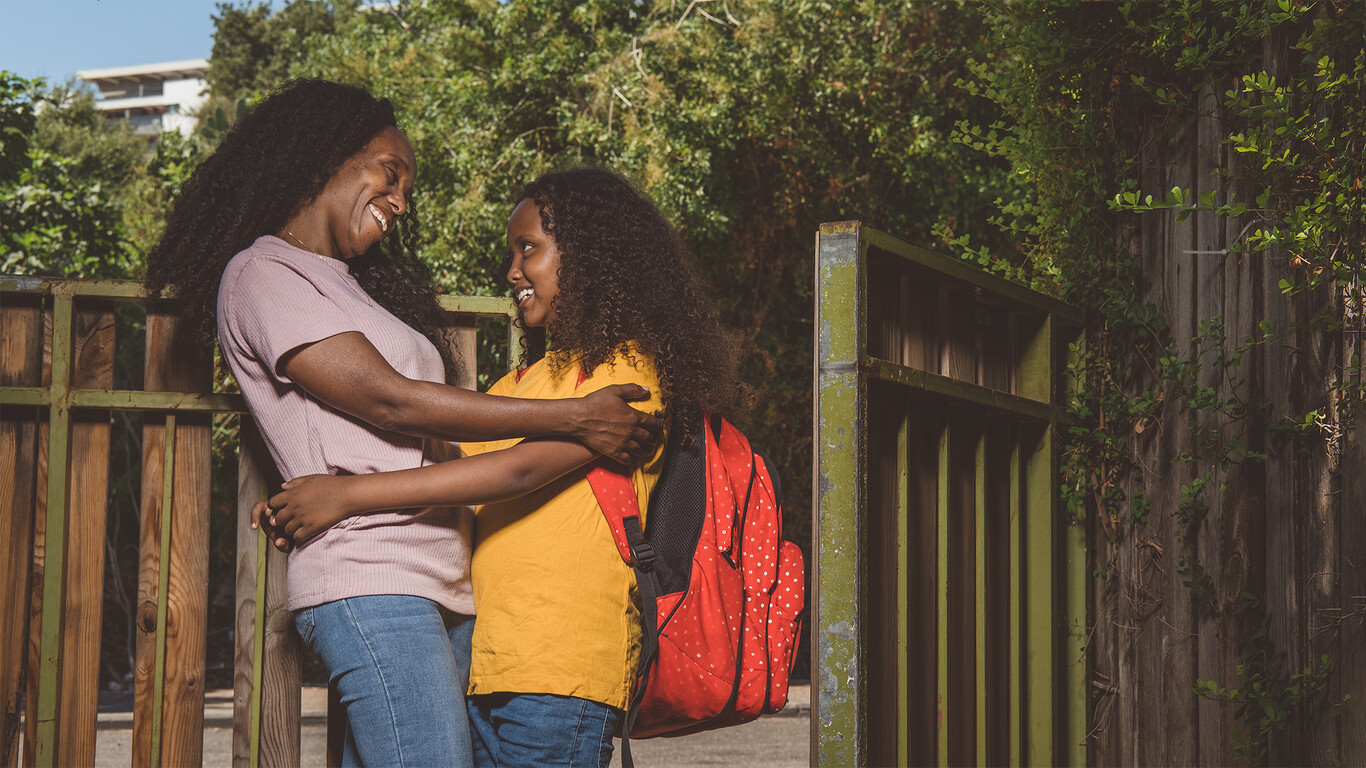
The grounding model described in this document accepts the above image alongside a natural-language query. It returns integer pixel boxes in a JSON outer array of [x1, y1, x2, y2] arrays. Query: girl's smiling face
[[506, 198, 561, 328]]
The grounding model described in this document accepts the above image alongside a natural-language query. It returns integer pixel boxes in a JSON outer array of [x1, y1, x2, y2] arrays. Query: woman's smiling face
[[506, 198, 561, 328], [307, 125, 416, 260]]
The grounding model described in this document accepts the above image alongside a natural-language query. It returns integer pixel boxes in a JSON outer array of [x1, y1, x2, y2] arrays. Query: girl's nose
[[506, 258, 522, 283]]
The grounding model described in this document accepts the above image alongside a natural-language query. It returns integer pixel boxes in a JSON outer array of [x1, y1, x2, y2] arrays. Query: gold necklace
[[285, 229, 321, 255]]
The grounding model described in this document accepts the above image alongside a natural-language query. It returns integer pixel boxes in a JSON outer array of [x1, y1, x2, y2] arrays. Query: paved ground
[[92, 684, 811, 767]]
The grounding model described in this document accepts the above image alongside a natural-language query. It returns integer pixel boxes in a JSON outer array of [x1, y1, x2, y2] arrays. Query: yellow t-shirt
[[461, 348, 666, 710]]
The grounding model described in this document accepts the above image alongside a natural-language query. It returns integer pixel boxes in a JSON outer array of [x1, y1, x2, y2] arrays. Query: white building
[[76, 59, 209, 137]]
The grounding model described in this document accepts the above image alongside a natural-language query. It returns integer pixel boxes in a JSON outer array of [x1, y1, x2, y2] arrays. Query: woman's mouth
[[368, 202, 390, 233], [516, 287, 534, 305]]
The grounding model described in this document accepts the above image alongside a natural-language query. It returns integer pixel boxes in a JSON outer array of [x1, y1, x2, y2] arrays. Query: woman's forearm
[[280, 332, 659, 457]]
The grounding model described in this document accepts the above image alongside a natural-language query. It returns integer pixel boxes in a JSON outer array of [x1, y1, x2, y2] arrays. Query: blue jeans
[[468, 693, 619, 768], [295, 595, 474, 767]]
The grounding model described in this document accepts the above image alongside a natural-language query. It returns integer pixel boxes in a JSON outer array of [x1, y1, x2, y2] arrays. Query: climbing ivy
[[954, 0, 1363, 761]]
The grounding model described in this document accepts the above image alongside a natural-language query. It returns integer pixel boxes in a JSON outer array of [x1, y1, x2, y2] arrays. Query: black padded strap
[[620, 514, 661, 768]]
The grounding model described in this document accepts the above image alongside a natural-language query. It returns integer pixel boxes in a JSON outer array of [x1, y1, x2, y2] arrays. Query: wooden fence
[[0, 276, 518, 767], [1087, 33, 1366, 766], [813, 222, 1087, 766]]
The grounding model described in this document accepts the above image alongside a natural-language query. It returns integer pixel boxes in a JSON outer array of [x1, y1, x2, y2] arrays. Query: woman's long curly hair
[[520, 168, 744, 440], [144, 79, 450, 370]]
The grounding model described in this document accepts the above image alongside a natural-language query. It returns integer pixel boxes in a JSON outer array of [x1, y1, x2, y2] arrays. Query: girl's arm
[[252, 438, 601, 545], [280, 331, 660, 463]]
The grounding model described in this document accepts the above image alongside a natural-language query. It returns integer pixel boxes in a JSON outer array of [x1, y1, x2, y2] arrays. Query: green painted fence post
[[814, 222, 867, 766]]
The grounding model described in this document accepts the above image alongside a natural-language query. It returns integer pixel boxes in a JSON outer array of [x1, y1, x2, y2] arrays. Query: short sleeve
[[221, 257, 361, 381], [578, 351, 664, 417]]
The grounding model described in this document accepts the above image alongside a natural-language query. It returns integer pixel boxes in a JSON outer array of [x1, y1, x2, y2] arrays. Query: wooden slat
[[865, 384, 903, 767], [939, 285, 976, 384], [1192, 87, 1222, 768], [233, 416, 264, 768], [134, 311, 212, 768], [1210, 153, 1266, 768], [261, 517, 300, 768], [233, 417, 300, 767], [0, 295, 43, 766], [1062, 331, 1088, 768], [935, 420, 951, 767], [984, 422, 1012, 767], [31, 294, 73, 766], [950, 417, 976, 766], [1008, 428, 1023, 767], [894, 399, 910, 768], [906, 402, 937, 767], [1340, 416, 1366, 766], [23, 300, 52, 766], [55, 302, 115, 767], [974, 430, 988, 766], [1022, 424, 1053, 766]]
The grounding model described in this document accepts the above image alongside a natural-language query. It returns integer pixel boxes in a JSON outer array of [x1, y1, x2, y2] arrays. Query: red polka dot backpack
[[585, 408, 807, 767]]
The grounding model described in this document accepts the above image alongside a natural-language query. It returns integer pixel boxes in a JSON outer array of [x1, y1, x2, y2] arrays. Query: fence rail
[[0, 276, 518, 767], [814, 222, 1087, 766]]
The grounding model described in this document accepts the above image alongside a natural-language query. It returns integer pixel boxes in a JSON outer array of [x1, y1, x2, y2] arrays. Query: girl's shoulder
[[504, 345, 658, 396]]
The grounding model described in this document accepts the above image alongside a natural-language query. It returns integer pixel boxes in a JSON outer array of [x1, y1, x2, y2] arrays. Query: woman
[[144, 80, 660, 767]]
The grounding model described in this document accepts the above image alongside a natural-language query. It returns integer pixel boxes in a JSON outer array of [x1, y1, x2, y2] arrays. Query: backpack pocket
[[765, 540, 807, 713]]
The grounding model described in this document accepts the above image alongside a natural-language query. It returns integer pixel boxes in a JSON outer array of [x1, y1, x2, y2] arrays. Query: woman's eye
[[385, 167, 397, 184], [521, 241, 533, 253]]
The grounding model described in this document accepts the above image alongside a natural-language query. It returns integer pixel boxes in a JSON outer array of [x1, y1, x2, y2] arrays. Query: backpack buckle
[[630, 542, 657, 572]]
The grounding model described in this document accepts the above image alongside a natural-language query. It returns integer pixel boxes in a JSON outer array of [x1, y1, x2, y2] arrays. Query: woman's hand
[[249, 499, 295, 553], [575, 384, 664, 464], [250, 475, 359, 550]]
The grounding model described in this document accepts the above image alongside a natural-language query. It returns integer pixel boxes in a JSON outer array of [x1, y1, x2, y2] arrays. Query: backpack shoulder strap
[[575, 368, 662, 767]]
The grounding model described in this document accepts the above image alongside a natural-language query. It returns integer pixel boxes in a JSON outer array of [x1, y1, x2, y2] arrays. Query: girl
[[259, 167, 743, 767], [144, 79, 660, 768]]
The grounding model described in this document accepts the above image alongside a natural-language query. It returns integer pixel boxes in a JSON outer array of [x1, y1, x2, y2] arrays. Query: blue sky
[[0, 0, 284, 85]]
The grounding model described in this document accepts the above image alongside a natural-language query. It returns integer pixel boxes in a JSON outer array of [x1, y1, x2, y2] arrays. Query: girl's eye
[[521, 241, 533, 253], [385, 166, 397, 184]]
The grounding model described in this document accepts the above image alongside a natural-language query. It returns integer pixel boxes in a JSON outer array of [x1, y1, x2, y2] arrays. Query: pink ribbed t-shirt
[[217, 235, 473, 614]]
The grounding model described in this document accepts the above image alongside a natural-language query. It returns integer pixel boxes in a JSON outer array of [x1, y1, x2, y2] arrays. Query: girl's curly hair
[[520, 167, 744, 440], [144, 79, 450, 369]]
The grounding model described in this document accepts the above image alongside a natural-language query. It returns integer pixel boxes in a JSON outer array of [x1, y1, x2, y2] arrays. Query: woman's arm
[[252, 438, 600, 544], [280, 331, 660, 462]]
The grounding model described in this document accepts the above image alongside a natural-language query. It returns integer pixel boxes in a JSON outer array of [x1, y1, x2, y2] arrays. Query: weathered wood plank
[[233, 416, 300, 767], [939, 285, 975, 384], [1192, 86, 1230, 768], [0, 295, 43, 766], [233, 415, 264, 768], [983, 420, 1011, 767], [56, 302, 115, 767], [949, 416, 978, 766], [866, 383, 904, 767], [1203, 172, 1266, 768], [133, 311, 212, 768], [906, 400, 938, 767], [260, 527, 300, 768], [24, 306, 54, 767], [1339, 415, 1366, 766]]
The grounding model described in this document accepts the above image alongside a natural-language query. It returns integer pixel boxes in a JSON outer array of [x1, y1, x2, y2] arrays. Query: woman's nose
[[506, 258, 522, 283]]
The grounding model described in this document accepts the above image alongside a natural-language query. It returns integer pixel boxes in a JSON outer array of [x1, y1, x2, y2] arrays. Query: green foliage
[[0, 72, 37, 183], [0, 72, 180, 278], [208, 0, 345, 99], [1195, 594, 1345, 765]]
